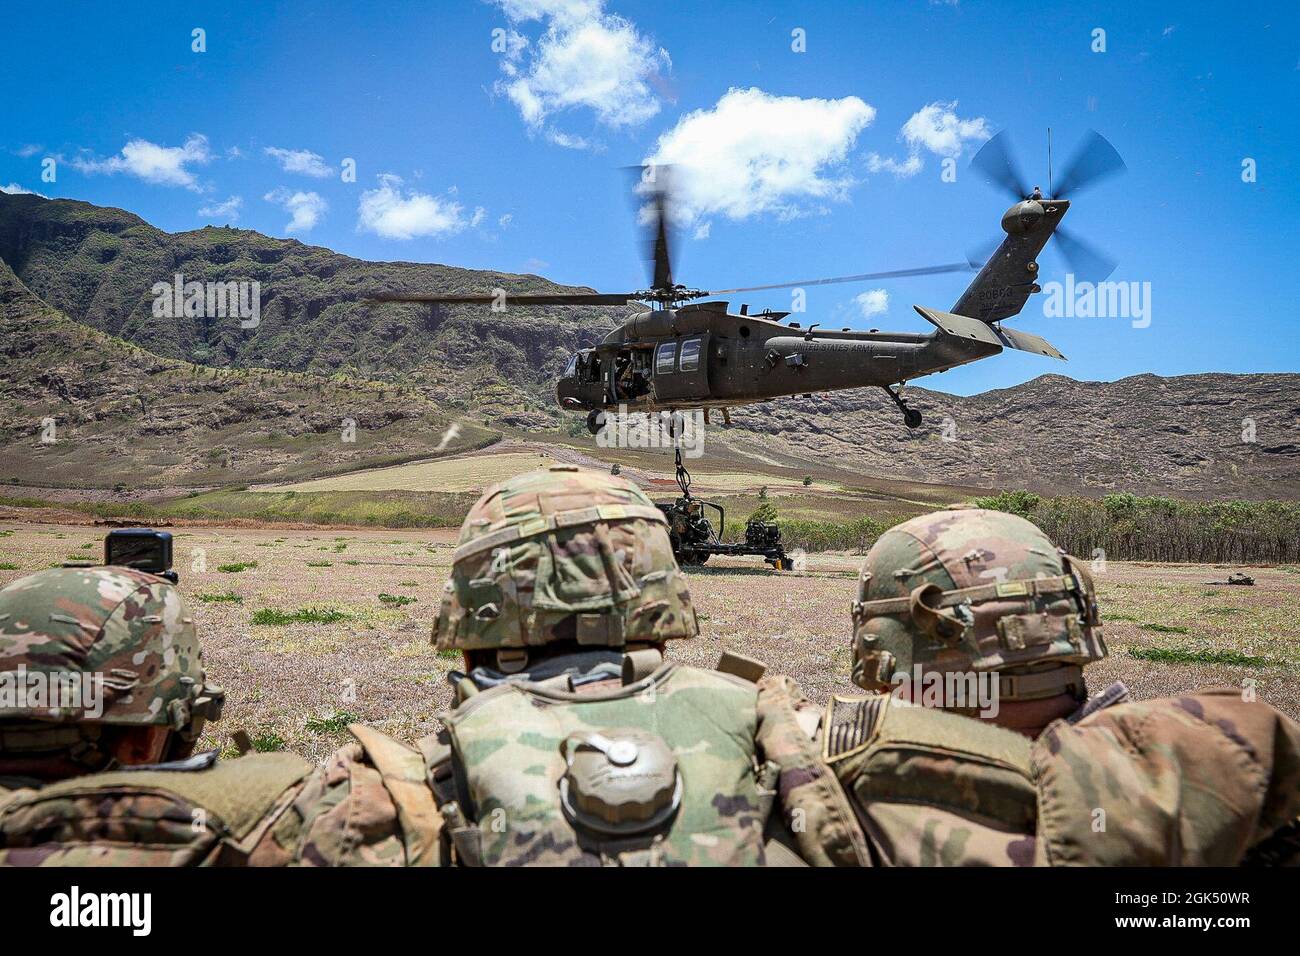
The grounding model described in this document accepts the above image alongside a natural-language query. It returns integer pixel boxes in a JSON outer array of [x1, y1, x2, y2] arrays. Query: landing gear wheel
[[882, 384, 922, 430], [586, 409, 606, 435]]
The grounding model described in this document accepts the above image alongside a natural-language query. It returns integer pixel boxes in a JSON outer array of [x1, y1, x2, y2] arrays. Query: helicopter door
[[651, 334, 710, 402]]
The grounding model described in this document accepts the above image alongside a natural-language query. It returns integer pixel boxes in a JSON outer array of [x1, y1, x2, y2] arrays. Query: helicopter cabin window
[[563, 355, 578, 378], [655, 342, 677, 375], [678, 338, 702, 372]]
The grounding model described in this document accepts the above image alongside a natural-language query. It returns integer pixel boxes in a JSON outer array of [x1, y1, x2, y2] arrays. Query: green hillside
[[0, 192, 627, 421], [0, 255, 494, 488]]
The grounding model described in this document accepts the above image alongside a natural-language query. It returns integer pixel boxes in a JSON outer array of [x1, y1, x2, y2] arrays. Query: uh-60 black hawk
[[372, 132, 1123, 569], [372, 130, 1125, 437]]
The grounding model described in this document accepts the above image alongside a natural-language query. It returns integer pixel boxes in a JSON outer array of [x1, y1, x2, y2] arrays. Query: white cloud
[[866, 152, 923, 178], [642, 87, 875, 223], [693, 221, 711, 240], [14, 144, 43, 158], [491, 0, 669, 140], [498, 213, 514, 228], [264, 188, 327, 233], [1, 182, 48, 197], [69, 134, 212, 190], [470, 206, 487, 227], [1162, 25, 1177, 38], [867, 101, 989, 178], [901, 101, 990, 157], [855, 288, 889, 317], [264, 146, 331, 178], [198, 195, 243, 222], [357, 174, 467, 240], [546, 129, 595, 150]]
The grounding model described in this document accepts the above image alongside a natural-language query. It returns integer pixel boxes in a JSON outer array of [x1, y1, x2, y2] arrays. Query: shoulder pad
[[823, 694, 888, 762]]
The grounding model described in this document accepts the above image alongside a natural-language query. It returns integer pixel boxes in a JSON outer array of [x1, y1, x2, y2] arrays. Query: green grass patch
[[436, 648, 462, 660], [1107, 613, 1140, 622], [305, 710, 362, 734], [306, 560, 332, 567], [252, 606, 350, 626], [218, 560, 259, 573], [196, 591, 243, 604], [249, 730, 287, 752], [0, 563, 19, 571], [1138, 622, 1190, 634], [1127, 646, 1270, 667], [378, 593, 417, 606]]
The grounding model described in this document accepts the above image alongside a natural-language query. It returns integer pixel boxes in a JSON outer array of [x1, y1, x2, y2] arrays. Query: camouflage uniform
[[761, 508, 1300, 866], [0, 565, 314, 865], [292, 465, 805, 866]]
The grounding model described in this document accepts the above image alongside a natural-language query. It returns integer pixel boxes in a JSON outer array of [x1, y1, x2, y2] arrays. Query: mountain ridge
[[1, 192, 1295, 500]]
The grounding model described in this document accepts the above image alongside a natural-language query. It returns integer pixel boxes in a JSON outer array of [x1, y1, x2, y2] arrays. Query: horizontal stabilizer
[[995, 325, 1066, 360], [914, 306, 1066, 361]]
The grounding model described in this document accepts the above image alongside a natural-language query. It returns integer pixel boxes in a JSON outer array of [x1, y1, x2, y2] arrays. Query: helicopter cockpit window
[[563, 355, 578, 378], [655, 342, 677, 375], [574, 353, 601, 384], [679, 338, 702, 372]]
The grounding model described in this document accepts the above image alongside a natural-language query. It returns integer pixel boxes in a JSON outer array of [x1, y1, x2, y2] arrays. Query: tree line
[[729, 491, 1300, 564]]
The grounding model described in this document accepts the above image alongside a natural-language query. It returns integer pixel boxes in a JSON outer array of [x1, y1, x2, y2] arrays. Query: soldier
[[761, 507, 1300, 866], [292, 464, 827, 866], [0, 561, 315, 865]]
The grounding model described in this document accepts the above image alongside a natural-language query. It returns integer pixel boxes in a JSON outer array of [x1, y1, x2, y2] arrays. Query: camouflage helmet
[[435, 465, 697, 657], [0, 566, 223, 760], [850, 508, 1106, 702]]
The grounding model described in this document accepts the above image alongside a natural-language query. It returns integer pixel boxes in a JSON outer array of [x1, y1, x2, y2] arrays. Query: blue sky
[[2, 0, 1297, 394]]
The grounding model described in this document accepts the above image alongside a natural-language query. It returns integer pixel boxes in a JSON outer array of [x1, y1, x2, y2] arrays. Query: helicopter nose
[[556, 377, 580, 409]]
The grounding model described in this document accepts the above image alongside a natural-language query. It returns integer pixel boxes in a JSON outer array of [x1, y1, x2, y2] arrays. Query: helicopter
[[371, 131, 1124, 435]]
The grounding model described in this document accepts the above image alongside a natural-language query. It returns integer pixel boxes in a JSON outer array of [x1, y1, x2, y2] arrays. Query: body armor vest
[[0, 752, 311, 866], [441, 663, 771, 866], [822, 695, 1039, 866]]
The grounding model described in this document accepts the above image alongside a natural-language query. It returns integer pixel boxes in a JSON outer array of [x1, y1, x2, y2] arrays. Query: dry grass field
[[274, 447, 852, 497], [1, 522, 1296, 761]]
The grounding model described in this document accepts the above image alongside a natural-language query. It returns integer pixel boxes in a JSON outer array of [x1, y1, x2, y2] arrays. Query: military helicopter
[[372, 132, 1124, 435]]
